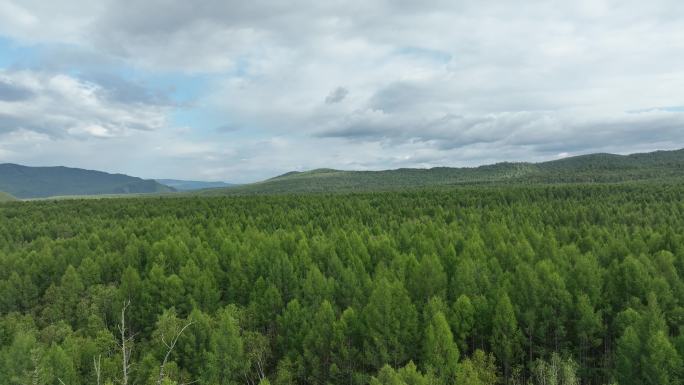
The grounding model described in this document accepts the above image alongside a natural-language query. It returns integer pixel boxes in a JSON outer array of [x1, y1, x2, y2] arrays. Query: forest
[[0, 184, 683, 385]]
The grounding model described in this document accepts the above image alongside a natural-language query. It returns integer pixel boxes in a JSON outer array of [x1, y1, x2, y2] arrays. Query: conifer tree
[[422, 310, 459, 384], [451, 294, 475, 354], [364, 278, 418, 369], [490, 293, 521, 384], [303, 300, 336, 385], [205, 307, 245, 385]]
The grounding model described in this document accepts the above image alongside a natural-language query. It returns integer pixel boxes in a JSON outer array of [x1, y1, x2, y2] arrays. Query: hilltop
[[202, 148, 684, 195]]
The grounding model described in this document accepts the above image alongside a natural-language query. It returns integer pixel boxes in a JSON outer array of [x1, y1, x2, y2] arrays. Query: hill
[[0, 191, 17, 202], [203, 148, 684, 195], [155, 179, 236, 191], [0, 164, 176, 199]]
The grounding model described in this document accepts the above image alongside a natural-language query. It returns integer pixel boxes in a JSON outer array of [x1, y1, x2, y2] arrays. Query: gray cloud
[[0, 79, 34, 101], [0, 114, 30, 134], [325, 87, 349, 104], [368, 82, 428, 113], [216, 123, 241, 132], [81, 72, 175, 106], [315, 107, 684, 157]]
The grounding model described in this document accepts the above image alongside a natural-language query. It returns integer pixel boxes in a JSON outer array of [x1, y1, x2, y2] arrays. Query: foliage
[[0, 183, 683, 385]]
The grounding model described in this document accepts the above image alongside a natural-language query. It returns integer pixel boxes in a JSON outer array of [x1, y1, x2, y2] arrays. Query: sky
[[0, 1, 684, 183]]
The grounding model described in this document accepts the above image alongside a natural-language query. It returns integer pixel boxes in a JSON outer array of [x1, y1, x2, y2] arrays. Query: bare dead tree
[[156, 320, 195, 385], [254, 357, 266, 384], [93, 355, 102, 385], [117, 301, 133, 385], [242, 332, 269, 385]]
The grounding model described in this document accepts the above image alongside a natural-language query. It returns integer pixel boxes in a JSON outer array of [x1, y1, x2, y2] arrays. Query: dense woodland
[[1, 184, 683, 385]]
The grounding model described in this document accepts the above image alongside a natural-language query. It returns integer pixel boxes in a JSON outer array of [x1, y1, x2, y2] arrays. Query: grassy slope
[[0, 191, 17, 202], [0, 164, 176, 199], [203, 148, 684, 195]]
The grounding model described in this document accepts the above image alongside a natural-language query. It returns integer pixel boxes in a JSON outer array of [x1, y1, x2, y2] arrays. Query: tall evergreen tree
[[205, 307, 245, 385], [490, 293, 521, 384], [303, 300, 336, 385], [364, 278, 418, 369], [451, 294, 475, 354], [615, 294, 682, 385], [422, 310, 459, 384]]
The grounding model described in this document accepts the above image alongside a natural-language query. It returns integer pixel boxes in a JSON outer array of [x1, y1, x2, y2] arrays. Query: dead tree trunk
[[118, 301, 133, 385], [156, 321, 195, 385], [93, 355, 102, 385]]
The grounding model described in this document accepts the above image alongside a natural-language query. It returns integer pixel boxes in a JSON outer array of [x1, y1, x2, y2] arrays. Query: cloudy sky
[[1, 0, 683, 182]]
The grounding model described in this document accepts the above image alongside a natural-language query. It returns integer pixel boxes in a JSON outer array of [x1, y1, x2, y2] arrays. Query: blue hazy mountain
[[0, 163, 175, 199]]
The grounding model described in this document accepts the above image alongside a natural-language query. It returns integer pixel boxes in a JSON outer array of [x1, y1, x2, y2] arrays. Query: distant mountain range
[[155, 179, 235, 191], [202, 148, 684, 195], [0, 164, 175, 199], [1, 148, 683, 199]]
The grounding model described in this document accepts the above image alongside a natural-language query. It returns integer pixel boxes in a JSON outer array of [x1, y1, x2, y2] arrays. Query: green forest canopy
[[0, 183, 683, 385]]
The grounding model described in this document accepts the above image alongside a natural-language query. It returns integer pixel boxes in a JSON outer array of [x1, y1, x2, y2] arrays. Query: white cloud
[[0, 69, 169, 138], [0, 0, 104, 43], [0, 0, 684, 181]]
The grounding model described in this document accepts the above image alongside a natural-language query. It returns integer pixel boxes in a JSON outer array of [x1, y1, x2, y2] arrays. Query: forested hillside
[[0, 164, 175, 199], [1, 184, 683, 385], [204, 148, 684, 195]]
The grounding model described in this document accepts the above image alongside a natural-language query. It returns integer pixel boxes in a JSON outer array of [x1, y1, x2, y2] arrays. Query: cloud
[[1, 0, 684, 181], [0, 1, 103, 44], [80, 72, 175, 106], [316, 107, 684, 155], [325, 87, 348, 104], [0, 69, 169, 138], [0, 79, 34, 101], [367, 82, 428, 113]]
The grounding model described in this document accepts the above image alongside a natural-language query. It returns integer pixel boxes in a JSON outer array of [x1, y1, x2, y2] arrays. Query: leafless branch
[[94, 355, 102, 385], [156, 320, 195, 385], [119, 300, 132, 385]]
